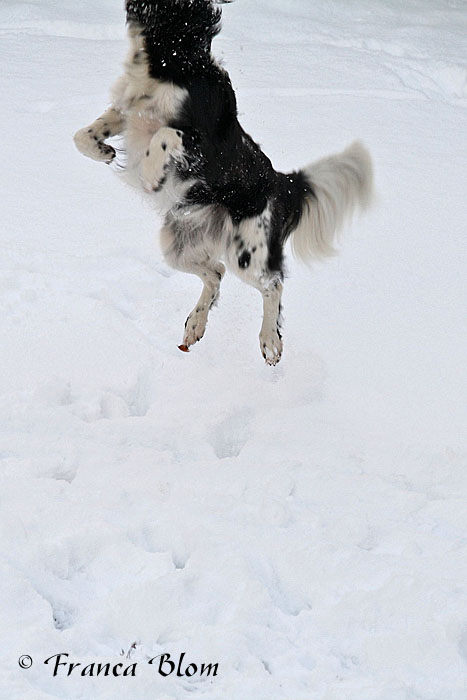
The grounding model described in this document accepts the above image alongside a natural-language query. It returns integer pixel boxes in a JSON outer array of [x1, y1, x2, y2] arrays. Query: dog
[[74, 0, 373, 365]]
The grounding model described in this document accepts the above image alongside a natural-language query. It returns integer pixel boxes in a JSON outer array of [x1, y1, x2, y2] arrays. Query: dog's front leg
[[73, 106, 125, 164], [141, 127, 184, 192]]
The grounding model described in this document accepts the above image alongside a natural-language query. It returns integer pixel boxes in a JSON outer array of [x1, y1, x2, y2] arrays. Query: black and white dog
[[74, 0, 372, 365]]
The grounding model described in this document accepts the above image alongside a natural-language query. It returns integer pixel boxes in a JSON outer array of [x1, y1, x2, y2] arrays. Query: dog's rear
[[289, 141, 373, 261]]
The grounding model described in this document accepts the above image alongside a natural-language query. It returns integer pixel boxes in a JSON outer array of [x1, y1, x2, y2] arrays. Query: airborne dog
[[74, 0, 373, 365]]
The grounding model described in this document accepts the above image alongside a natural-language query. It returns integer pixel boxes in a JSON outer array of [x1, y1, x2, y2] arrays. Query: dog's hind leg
[[259, 280, 283, 366], [74, 106, 125, 163], [225, 214, 284, 365], [141, 127, 184, 193], [179, 260, 226, 350], [228, 266, 284, 365], [160, 224, 225, 351]]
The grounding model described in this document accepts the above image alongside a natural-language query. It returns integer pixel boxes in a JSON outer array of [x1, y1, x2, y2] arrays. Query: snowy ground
[[1, 0, 467, 698]]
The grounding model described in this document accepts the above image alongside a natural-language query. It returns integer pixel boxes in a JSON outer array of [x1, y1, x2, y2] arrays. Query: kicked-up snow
[[1, 1, 467, 698]]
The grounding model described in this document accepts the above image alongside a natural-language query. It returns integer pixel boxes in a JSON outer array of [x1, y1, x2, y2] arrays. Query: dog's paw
[[183, 308, 209, 347], [73, 127, 115, 164], [99, 143, 116, 163], [260, 330, 283, 366], [141, 127, 183, 192]]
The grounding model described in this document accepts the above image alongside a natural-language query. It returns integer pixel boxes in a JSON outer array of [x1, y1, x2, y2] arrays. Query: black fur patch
[[126, 0, 221, 82], [238, 251, 251, 269]]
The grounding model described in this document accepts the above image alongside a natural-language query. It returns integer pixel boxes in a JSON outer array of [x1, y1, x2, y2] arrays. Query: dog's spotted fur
[[74, 0, 373, 365]]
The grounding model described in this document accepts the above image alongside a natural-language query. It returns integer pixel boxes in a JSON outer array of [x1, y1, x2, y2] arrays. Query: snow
[[1, 0, 467, 698]]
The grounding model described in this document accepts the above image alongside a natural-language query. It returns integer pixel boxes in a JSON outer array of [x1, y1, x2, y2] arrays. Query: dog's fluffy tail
[[290, 141, 373, 261]]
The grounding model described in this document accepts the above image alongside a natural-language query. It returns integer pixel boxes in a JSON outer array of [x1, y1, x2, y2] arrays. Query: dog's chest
[[113, 45, 187, 129], [112, 54, 187, 185]]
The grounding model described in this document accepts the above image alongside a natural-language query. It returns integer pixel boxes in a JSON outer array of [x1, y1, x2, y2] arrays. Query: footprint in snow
[[208, 407, 254, 460]]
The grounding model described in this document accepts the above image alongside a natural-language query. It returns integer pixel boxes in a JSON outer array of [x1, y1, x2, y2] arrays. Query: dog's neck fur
[[111, 28, 187, 122]]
